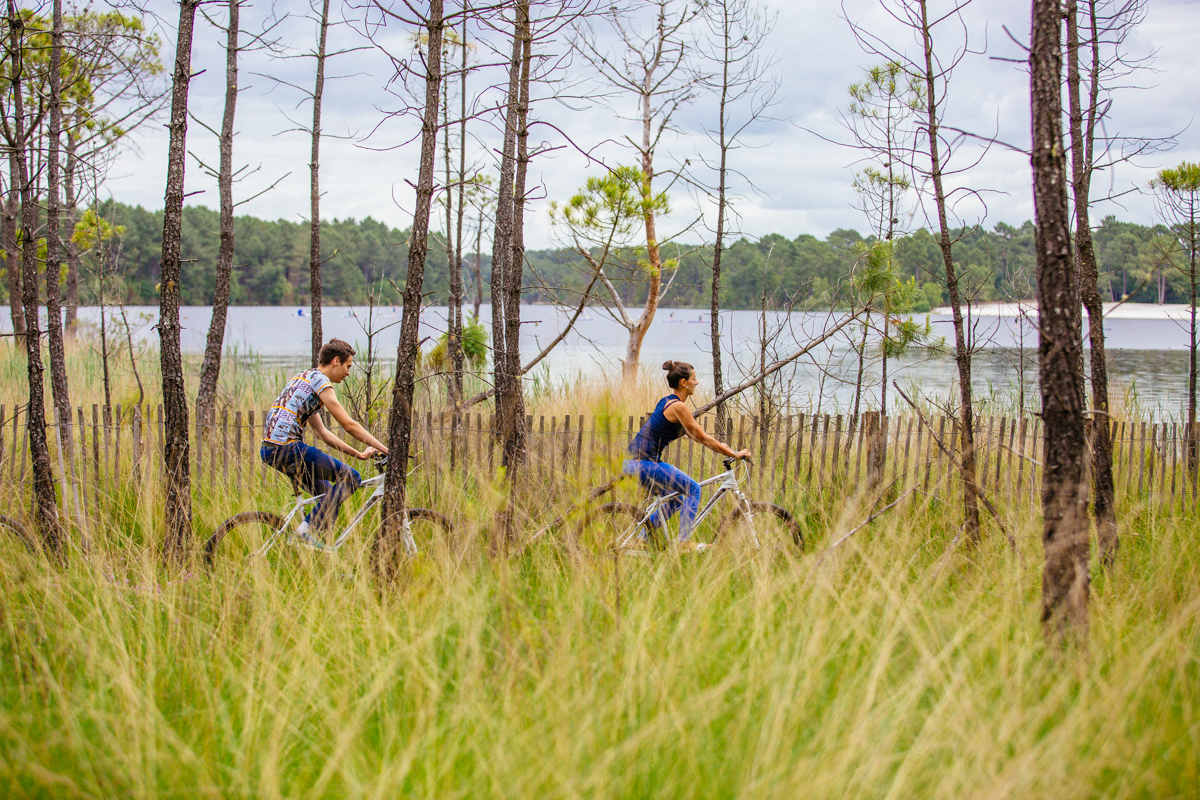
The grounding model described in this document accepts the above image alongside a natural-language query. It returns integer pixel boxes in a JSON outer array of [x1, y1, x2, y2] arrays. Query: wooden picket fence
[[0, 403, 1197, 520]]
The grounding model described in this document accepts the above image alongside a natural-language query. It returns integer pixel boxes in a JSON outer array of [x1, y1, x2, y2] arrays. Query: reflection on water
[[2, 304, 1192, 415]]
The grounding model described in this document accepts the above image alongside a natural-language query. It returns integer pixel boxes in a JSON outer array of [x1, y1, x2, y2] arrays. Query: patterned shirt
[[262, 368, 332, 445]]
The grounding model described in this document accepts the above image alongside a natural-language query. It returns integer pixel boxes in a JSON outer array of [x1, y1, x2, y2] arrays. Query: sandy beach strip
[[931, 302, 1195, 321]]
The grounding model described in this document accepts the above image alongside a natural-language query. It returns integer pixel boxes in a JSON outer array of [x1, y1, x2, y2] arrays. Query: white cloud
[[103, 0, 1200, 247]]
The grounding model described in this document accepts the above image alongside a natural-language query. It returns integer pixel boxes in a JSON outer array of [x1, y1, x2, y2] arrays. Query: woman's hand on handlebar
[[359, 445, 380, 460]]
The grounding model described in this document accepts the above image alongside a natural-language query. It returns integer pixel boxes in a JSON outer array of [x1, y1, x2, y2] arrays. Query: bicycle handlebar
[[723, 455, 753, 471]]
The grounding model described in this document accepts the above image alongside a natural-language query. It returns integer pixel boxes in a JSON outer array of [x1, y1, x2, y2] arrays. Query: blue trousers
[[261, 442, 361, 532], [623, 459, 701, 540]]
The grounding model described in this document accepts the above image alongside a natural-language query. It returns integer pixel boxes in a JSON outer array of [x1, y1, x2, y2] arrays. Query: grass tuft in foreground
[[0, 489, 1196, 798]]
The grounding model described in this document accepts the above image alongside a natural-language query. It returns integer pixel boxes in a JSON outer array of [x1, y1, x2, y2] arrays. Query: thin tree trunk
[[45, 0, 76, 526], [451, 16, 469, 409], [160, 0, 200, 564], [1033, 0, 1089, 645], [473, 203, 484, 318], [379, 0, 443, 568], [1068, 0, 1117, 564], [624, 15, 666, 383], [502, 0, 531, 473], [63, 123, 79, 338], [196, 0, 240, 424], [709, 0, 730, 433], [918, 0, 980, 540], [490, 9, 523, 448], [8, 0, 64, 551], [4, 152, 24, 338], [309, 0, 330, 367], [442, 34, 463, 412]]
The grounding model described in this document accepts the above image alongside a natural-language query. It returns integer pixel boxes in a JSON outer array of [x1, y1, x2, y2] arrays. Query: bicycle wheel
[[204, 511, 287, 567], [395, 507, 454, 557], [572, 502, 651, 558], [716, 502, 804, 550], [0, 514, 37, 553]]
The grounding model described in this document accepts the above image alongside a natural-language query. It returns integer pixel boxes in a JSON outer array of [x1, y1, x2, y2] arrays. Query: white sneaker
[[293, 520, 332, 552]]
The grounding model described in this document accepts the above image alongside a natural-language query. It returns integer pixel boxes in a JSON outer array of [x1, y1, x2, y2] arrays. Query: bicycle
[[204, 456, 453, 567], [0, 514, 37, 553], [571, 457, 802, 557]]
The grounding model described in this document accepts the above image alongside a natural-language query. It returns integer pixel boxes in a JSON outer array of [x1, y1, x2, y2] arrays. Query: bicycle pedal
[[293, 531, 335, 553]]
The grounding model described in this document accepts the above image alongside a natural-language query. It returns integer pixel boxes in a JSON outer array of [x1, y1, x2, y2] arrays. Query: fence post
[[817, 414, 830, 492], [944, 416, 958, 498], [780, 414, 793, 496], [53, 406, 69, 522], [830, 415, 843, 486], [900, 417, 914, 489], [114, 404, 123, 486], [76, 407, 88, 519], [132, 405, 143, 486]]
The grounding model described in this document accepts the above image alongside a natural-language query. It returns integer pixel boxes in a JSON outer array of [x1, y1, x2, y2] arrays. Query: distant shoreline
[[931, 302, 1196, 320]]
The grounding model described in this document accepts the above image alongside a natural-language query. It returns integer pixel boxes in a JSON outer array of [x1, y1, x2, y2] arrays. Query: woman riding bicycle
[[625, 360, 751, 551]]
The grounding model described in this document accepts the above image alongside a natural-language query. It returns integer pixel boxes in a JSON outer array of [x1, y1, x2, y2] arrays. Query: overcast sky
[[101, 0, 1200, 250]]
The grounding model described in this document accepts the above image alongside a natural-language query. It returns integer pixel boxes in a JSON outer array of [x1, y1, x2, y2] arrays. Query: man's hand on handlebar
[[732, 449, 752, 463]]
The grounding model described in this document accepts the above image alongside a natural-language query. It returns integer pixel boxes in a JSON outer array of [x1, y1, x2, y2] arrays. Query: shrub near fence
[[0, 403, 1197, 528]]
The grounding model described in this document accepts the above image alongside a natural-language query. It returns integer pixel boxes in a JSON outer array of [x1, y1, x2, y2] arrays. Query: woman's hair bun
[[662, 360, 674, 371]]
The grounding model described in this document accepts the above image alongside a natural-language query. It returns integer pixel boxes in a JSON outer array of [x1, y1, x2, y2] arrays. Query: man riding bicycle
[[260, 338, 388, 548]]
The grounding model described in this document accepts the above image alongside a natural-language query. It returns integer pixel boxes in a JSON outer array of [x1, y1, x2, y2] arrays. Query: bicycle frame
[[614, 461, 759, 552], [252, 471, 422, 557]]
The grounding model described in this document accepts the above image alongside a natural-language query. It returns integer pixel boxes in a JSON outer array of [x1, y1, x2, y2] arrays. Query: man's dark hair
[[662, 360, 694, 389], [318, 338, 356, 366]]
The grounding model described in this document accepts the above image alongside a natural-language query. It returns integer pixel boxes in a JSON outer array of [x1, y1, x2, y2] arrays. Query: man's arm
[[307, 413, 372, 459], [317, 386, 389, 454]]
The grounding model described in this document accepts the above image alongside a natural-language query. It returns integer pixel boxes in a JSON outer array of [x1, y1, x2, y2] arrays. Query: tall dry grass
[[1, 342, 1197, 798], [1, 490, 1196, 798]]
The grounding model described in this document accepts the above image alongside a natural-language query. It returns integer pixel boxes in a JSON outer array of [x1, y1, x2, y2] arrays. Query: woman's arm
[[317, 387, 389, 454], [667, 402, 751, 460]]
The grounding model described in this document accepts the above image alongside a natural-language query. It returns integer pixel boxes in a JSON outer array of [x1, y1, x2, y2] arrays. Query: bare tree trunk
[[45, 0, 77, 529], [472, 199, 484, 318], [4, 152, 24, 339], [708, 1, 731, 433], [1033, 0, 1089, 646], [1189, 214, 1198, 478], [196, 0, 241, 424], [160, 0, 200, 564], [442, 33, 463, 413], [309, 0, 330, 367], [379, 0, 443, 568], [624, 74, 664, 382], [490, 8, 523, 450], [1067, 0, 1117, 565], [502, 1, 531, 473], [918, 0, 980, 540], [63, 124, 79, 338], [7, 0, 64, 551], [451, 16, 469, 412]]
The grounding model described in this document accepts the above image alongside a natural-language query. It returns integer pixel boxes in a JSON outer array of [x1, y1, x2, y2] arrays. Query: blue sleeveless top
[[628, 395, 685, 462]]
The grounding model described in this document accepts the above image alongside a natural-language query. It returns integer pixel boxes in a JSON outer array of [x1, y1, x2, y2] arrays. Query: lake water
[[2, 304, 1192, 415]]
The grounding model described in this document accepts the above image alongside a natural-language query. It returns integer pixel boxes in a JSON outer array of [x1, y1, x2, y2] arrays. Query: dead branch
[[893, 381, 1016, 550]]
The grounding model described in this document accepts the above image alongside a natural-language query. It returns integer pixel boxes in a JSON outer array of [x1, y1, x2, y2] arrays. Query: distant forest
[[28, 200, 1187, 312]]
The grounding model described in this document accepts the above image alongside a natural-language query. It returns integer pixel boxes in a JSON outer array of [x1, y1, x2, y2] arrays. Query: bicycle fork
[[733, 488, 761, 549], [400, 514, 418, 557]]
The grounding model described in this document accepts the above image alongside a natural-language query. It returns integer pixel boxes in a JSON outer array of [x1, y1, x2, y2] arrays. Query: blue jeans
[[261, 442, 361, 533], [623, 460, 701, 540]]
